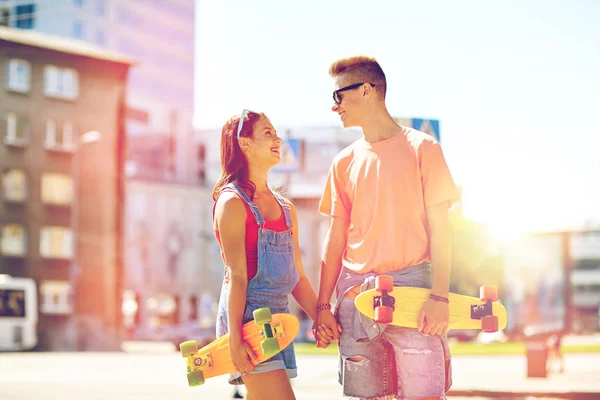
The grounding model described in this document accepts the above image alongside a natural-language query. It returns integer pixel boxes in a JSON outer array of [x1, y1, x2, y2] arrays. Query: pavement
[[0, 342, 598, 400]]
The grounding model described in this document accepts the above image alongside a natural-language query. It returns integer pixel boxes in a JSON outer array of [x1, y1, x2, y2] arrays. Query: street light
[[71, 130, 101, 350], [72, 130, 101, 260], [79, 130, 101, 146]]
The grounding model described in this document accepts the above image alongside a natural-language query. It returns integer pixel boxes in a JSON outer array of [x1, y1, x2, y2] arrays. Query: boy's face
[[331, 74, 367, 128]]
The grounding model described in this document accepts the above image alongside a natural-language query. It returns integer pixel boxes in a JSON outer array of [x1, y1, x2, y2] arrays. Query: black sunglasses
[[333, 82, 376, 105]]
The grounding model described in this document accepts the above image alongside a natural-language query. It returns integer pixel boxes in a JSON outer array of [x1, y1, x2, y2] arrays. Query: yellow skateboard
[[180, 308, 299, 386], [355, 276, 507, 332]]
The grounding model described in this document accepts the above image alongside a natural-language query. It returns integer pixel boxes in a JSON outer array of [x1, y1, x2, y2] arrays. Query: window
[[146, 0, 194, 27], [41, 173, 73, 206], [40, 281, 74, 315], [62, 122, 74, 149], [45, 118, 57, 147], [39, 226, 73, 259], [4, 59, 31, 93], [95, 29, 105, 46], [189, 295, 198, 320], [0, 288, 26, 317], [1, 169, 27, 202], [45, 119, 75, 150], [15, 4, 35, 29], [114, 12, 193, 53], [4, 113, 29, 145], [43, 65, 59, 95], [73, 21, 83, 39], [44, 66, 79, 100], [574, 259, 600, 271], [73, 0, 85, 7], [1, 7, 9, 27], [96, 0, 105, 17], [197, 144, 206, 184], [1, 224, 27, 257]]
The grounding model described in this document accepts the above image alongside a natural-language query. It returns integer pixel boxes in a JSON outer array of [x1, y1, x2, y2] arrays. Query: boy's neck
[[361, 108, 403, 143]]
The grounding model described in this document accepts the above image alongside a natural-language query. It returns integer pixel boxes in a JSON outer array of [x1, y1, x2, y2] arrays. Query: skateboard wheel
[[375, 306, 393, 324], [480, 286, 498, 302], [253, 308, 273, 325], [187, 370, 205, 386], [261, 337, 280, 357], [376, 275, 393, 292], [482, 315, 499, 332], [180, 340, 198, 357]]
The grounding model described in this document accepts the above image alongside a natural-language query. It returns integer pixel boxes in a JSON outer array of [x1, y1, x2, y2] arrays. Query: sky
[[194, 0, 600, 235]]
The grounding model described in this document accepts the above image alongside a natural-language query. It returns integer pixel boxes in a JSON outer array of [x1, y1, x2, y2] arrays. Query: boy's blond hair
[[329, 55, 387, 98]]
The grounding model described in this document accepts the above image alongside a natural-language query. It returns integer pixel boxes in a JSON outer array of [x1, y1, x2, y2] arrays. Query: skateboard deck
[[355, 283, 507, 331], [180, 308, 299, 386]]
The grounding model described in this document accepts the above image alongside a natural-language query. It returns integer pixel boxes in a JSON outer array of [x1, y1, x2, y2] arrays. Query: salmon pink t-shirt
[[319, 127, 459, 275]]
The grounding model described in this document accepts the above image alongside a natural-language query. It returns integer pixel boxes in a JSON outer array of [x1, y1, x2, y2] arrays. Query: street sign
[[411, 118, 440, 142], [393, 117, 441, 142], [272, 138, 301, 173]]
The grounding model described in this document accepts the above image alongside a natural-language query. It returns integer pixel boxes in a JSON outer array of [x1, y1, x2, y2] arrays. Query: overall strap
[[272, 192, 293, 230], [227, 183, 266, 226]]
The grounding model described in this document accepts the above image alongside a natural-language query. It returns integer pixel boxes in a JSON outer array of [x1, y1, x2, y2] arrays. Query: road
[[0, 343, 598, 399]]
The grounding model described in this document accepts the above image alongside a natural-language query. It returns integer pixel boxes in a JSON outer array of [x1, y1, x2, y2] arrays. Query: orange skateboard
[[180, 308, 299, 386], [355, 276, 507, 332]]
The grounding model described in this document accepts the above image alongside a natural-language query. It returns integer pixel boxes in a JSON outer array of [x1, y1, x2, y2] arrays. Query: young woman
[[212, 110, 334, 400]]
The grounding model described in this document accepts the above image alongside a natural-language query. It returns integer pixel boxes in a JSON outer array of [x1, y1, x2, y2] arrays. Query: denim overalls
[[215, 183, 300, 385]]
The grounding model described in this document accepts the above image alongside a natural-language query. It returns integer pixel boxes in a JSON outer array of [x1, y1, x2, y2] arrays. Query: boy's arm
[[314, 216, 349, 343], [418, 201, 452, 336], [429, 201, 452, 298]]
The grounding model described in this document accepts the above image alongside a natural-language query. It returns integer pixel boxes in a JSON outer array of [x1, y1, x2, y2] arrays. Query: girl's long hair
[[212, 111, 265, 201]]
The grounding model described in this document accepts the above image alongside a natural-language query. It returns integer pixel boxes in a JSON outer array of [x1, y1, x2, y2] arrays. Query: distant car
[[133, 321, 216, 351], [447, 329, 478, 343], [296, 318, 316, 343], [477, 329, 508, 344]]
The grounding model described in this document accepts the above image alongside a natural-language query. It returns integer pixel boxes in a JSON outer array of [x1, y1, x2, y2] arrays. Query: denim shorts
[[228, 343, 298, 385], [217, 298, 298, 385], [337, 296, 452, 399]]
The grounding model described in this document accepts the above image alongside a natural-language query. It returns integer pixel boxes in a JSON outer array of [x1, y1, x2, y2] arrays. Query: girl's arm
[[214, 192, 257, 372]]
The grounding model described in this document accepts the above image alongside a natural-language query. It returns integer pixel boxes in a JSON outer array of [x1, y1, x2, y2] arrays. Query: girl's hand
[[230, 339, 258, 374]]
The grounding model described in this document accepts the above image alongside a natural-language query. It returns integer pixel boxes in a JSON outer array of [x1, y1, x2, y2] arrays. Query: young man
[[313, 56, 459, 399]]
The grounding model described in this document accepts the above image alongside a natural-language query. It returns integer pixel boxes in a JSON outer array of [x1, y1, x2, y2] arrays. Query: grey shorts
[[337, 297, 452, 399]]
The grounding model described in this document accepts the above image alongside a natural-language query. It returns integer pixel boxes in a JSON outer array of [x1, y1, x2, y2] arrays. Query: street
[[1, 343, 599, 400]]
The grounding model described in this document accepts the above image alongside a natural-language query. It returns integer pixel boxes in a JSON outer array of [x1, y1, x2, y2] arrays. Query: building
[[0, 1, 196, 179], [122, 176, 215, 340], [1, 0, 201, 342], [0, 26, 133, 350], [571, 232, 600, 332]]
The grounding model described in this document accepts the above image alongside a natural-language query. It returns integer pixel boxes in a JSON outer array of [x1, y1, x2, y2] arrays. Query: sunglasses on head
[[333, 82, 376, 105], [237, 109, 259, 140]]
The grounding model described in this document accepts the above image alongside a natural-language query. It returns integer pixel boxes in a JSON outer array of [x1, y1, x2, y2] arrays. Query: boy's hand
[[418, 298, 449, 336]]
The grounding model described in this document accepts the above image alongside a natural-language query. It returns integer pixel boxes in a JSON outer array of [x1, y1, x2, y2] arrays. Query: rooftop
[[0, 26, 136, 66]]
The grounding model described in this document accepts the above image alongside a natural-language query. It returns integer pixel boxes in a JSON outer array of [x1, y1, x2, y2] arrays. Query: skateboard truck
[[470, 300, 493, 320], [474, 286, 500, 332], [192, 353, 213, 370], [253, 308, 282, 357], [259, 321, 286, 339], [372, 275, 396, 323], [373, 291, 396, 311], [259, 321, 286, 340]]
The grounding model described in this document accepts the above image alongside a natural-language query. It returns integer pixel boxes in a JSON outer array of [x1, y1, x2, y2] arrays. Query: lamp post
[[71, 130, 101, 350]]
